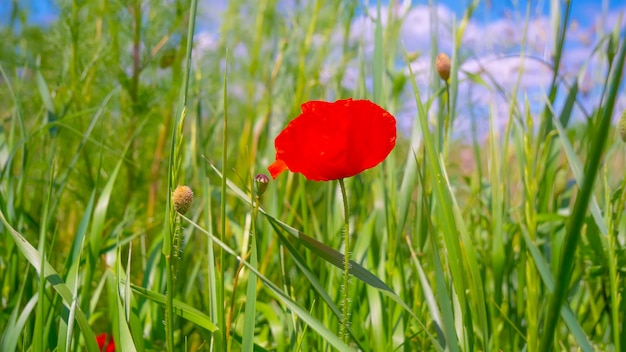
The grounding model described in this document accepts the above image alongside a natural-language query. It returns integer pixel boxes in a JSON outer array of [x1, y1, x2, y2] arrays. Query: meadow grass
[[1, 0, 625, 351]]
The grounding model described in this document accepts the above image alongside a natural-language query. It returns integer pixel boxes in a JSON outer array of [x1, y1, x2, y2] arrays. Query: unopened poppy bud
[[436, 53, 451, 82], [172, 185, 193, 214], [254, 173, 270, 196], [619, 110, 626, 143]]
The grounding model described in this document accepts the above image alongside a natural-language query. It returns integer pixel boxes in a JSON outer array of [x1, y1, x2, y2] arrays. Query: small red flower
[[96, 333, 116, 352], [268, 99, 396, 181]]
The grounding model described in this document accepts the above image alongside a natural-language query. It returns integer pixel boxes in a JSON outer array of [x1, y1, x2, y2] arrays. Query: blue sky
[[2, 0, 623, 29], [2, 0, 626, 137]]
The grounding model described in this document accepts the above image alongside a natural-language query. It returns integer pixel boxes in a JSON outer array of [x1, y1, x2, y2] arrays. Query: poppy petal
[[268, 159, 288, 179], [269, 99, 396, 181], [96, 333, 115, 352], [96, 333, 107, 349]]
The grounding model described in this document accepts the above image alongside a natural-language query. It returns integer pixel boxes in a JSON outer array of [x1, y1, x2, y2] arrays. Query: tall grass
[[1, 0, 625, 351]]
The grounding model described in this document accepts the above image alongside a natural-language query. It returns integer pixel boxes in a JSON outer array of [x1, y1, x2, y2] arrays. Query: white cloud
[[190, 0, 625, 138]]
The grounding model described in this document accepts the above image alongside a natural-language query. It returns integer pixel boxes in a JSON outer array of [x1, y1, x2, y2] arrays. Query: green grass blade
[[539, 34, 626, 352], [163, 1, 199, 348], [558, 81, 578, 128], [489, 106, 506, 307], [414, 163, 458, 352], [209, 163, 395, 292], [181, 215, 353, 352], [0, 210, 100, 352], [550, 109, 608, 239], [269, 221, 368, 352], [130, 284, 218, 332], [89, 142, 129, 258], [519, 223, 593, 352], [62, 190, 94, 351], [538, 0, 572, 140], [216, 46, 229, 352], [396, 99, 422, 239], [406, 235, 445, 346], [0, 290, 37, 351], [405, 44, 480, 351], [242, 223, 258, 351], [373, 0, 384, 104], [208, 162, 441, 350], [110, 267, 138, 352], [34, 159, 55, 352], [35, 57, 58, 136]]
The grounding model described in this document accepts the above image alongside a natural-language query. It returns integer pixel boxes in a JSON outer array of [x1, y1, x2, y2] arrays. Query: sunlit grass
[[1, 1, 625, 351]]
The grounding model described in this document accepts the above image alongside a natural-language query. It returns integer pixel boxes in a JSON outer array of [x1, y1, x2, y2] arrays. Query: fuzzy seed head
[[436, 53, 451, 81], [619, 110, 626, 143], [172, 185, 193, 214]]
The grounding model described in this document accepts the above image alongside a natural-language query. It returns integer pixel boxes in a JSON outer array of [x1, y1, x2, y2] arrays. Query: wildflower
[[268, 99, 396, 181], [617, 110, 626, 143], [436, 53, 451, 82], [172, 185, 194, 215], [254, 173, 270, 196], [96, 333, 116, 352]]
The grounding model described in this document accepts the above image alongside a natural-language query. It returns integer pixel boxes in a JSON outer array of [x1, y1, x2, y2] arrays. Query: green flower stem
[[442, 81, 451, 158], [165, 217, 176, 352], [166, 212, 184, 351], [338, 178, 350, 343], [164, 0, 198, 349]]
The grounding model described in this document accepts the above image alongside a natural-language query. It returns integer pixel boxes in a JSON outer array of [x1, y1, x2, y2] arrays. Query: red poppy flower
[[96, 333, 116, 352], [268, 99, 396, 181]]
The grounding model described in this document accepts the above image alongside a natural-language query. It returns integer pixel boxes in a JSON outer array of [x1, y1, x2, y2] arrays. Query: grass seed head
[[173, 185, 193, 215]]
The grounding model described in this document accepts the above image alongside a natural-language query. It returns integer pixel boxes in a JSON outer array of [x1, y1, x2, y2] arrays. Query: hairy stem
[[338, 178, 350, 343]]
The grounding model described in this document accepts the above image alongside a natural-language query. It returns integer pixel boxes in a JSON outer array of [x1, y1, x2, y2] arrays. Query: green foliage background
[[1, 0, 625, 351]]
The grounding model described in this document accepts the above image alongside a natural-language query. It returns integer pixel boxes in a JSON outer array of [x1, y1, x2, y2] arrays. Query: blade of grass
[[396, 100, 422, 240], [80, 119, 137, 321], [242, 209, 259, 351], [61, 190, 94, 351], [269, 221, 368, 352], [550, 109, 608, 239], [208, 162, 441, 350], [538, 34, 626, 352], [537, 0, 571, 141], [405, 43, 490, 350], [518, 221, 593, 352], [130, 283, 218, 332], [0, 277, 36, 351], [0, 210, 100, 352], [110, 260, 138, 352], [405, 234, 444, 346], [47, 89, 118, 230], [181, 215, 353, 352], [34, 154, 55, 352], [373, 0, 384, 105], [35, 56, 58, 137], [163, 1, 199, 350], [216, 46, 229, 350]]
